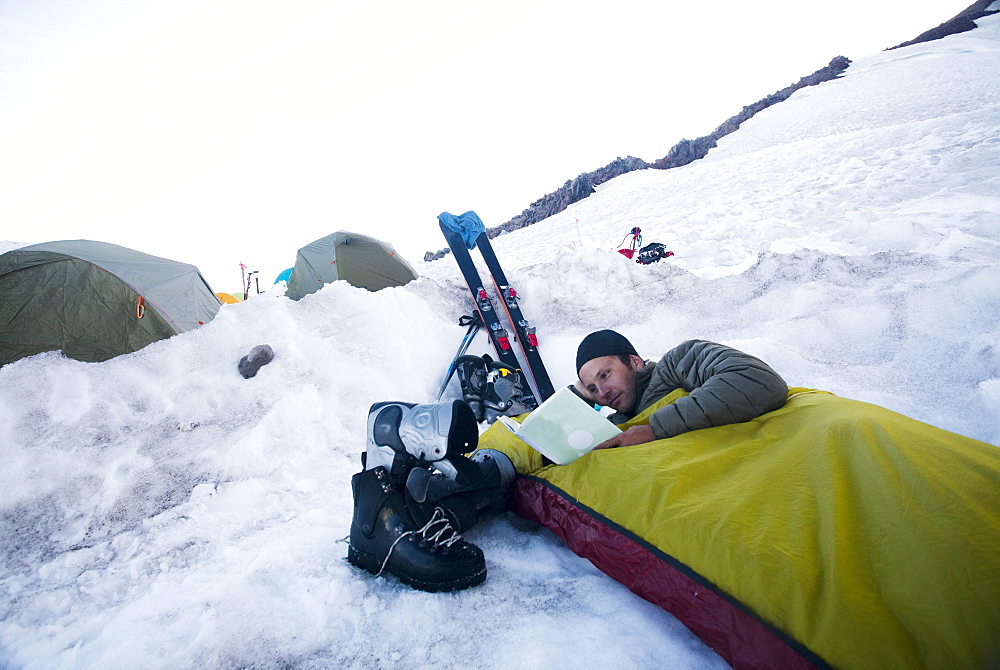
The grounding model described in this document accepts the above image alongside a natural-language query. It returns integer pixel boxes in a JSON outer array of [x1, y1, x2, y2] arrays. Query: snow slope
[[1, 16, 998, 669]]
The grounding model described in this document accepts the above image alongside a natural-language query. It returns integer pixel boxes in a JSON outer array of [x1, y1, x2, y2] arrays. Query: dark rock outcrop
[[489, 156, 650, 238], [649, 56, 850, 170], [424, 156, 649, 260], [888, 0, 998, 50]]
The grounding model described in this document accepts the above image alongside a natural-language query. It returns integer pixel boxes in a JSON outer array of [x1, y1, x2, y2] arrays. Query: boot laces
[[376, 507, 463, 577]]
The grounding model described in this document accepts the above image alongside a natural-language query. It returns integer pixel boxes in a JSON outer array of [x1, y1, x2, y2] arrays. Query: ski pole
[[245, 270, 258, 300], [436, 317, 481, 399], [436, 314, 482, 400]]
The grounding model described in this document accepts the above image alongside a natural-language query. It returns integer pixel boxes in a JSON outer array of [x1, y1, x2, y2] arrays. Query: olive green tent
[[0, 240, 221, 366], [285, 231, 418, 301]]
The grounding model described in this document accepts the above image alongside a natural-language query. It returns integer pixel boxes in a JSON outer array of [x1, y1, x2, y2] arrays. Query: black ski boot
[[455, 355, 488, 422], [348, 400, 488, 592], [404, 449, 517, 533], [484, 361, 532, 424], [348, 466, 486, 592]]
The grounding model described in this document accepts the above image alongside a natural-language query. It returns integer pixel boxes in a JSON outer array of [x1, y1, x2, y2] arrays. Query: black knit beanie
[[575, 330, 638, 373]]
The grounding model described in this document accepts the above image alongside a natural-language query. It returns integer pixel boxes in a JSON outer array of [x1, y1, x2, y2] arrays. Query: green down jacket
[[607, 339, 789, 439]]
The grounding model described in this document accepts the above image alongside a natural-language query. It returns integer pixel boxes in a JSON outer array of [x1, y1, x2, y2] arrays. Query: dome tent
[[0, 240, 221, 366], [285, 231, 418, 301], [273, 267, 292, 285]]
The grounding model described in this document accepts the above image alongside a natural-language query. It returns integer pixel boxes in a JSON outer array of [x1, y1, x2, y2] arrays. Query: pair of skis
[[439, 220, 555, 410]]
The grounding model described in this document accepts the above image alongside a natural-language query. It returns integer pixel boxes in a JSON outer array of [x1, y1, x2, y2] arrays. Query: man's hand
[[594, 425, 656, 450]]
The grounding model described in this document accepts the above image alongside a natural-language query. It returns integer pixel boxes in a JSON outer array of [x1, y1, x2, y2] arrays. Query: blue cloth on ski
[[438, 211, 485, 250]]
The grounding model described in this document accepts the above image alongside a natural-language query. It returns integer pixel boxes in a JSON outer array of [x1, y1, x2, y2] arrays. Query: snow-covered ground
[[2, 15, 998, 669]]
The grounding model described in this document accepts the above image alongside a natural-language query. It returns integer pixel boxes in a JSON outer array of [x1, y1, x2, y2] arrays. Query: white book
[[498, 386, 622, 465]]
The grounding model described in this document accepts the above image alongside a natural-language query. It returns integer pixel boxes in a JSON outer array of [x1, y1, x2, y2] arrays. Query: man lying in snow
[[347, 332, 1000, 669], [348, 333, 785, 590], [574, 330, 788, 449]]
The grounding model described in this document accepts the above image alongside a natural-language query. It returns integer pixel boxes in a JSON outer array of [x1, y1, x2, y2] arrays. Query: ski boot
[[404, 448, 517, 533], [484, 361, 532, 424], [455, 355, 488, 422], [348, 466, 487, 592], [348, 400, 488, 592]]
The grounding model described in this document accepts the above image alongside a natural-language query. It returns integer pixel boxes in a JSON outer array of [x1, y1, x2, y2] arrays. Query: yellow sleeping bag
[[481, 389, 1000, 669]]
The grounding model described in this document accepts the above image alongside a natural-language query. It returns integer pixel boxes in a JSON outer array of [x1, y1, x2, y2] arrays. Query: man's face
[[577, 355, 645, 413]]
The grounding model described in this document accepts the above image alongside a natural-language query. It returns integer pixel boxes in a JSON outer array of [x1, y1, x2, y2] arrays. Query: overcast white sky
[[0, 0, 972, 292]]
